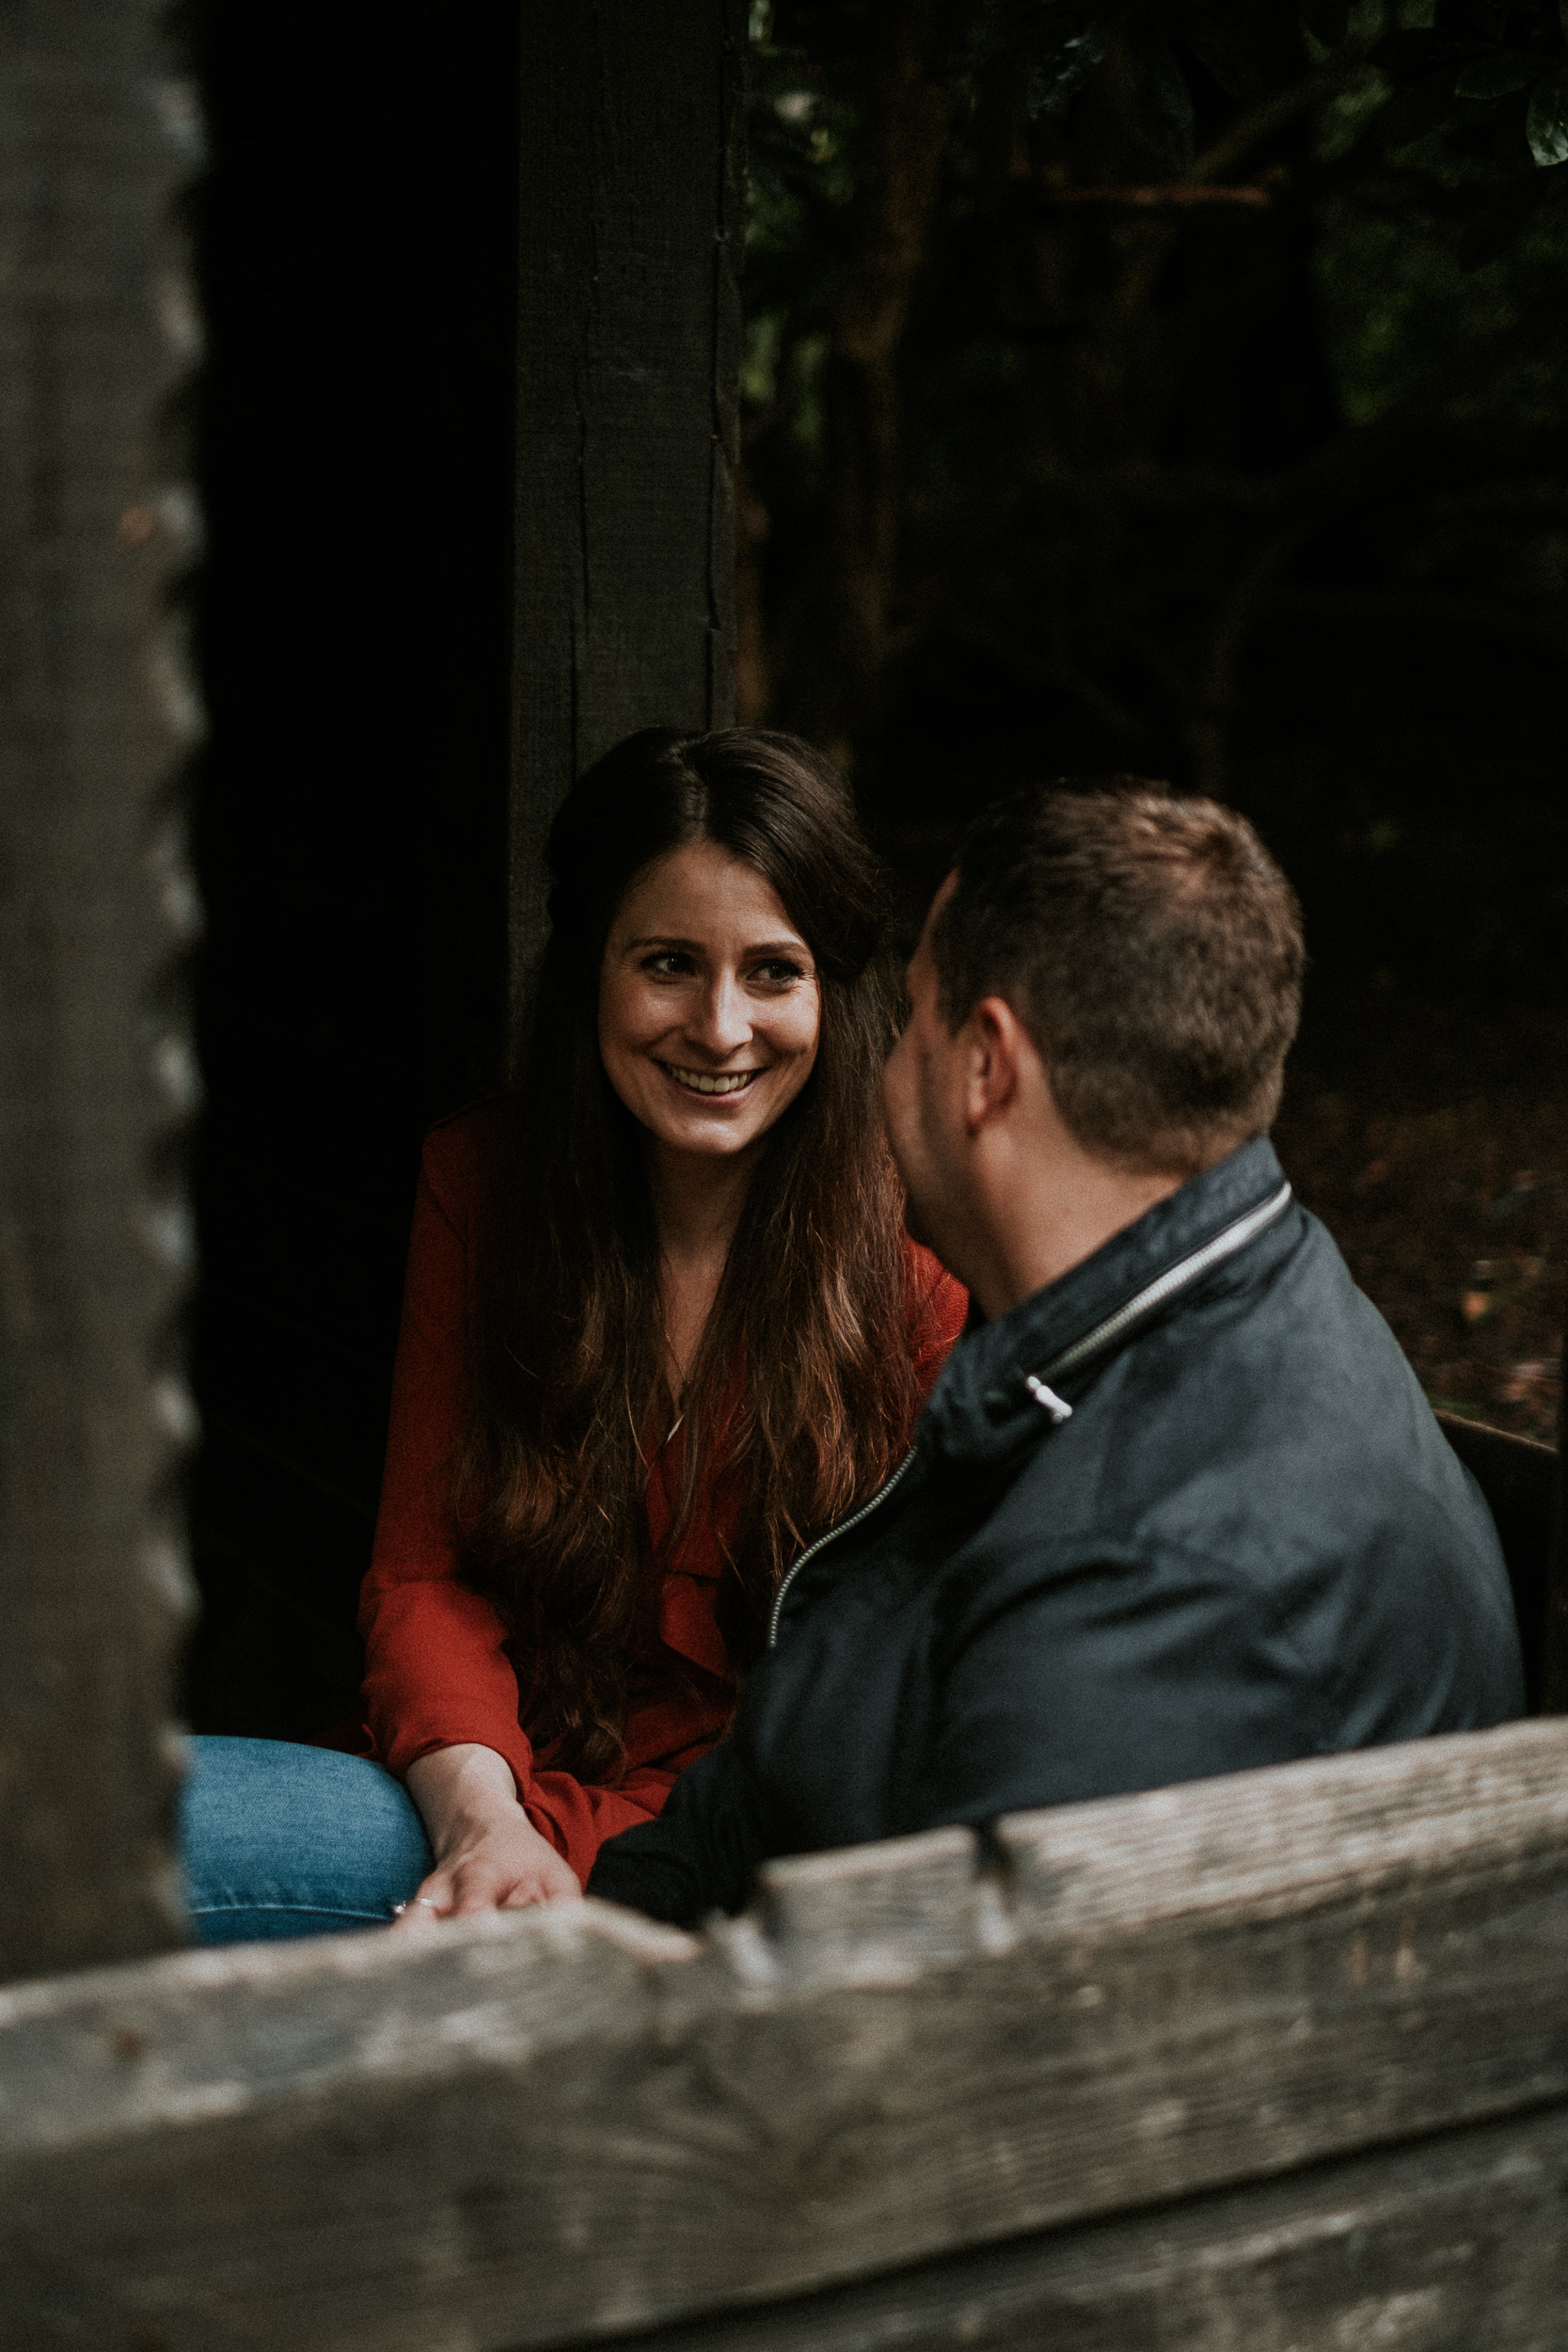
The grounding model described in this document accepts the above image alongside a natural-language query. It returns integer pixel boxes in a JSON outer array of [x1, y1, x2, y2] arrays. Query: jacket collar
[[920, 1136, 1294, 1470]]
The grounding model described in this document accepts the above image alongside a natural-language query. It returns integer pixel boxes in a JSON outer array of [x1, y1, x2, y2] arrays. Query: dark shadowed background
[[187, 0, 1568, 1738], [186, 5, 515, 1732]]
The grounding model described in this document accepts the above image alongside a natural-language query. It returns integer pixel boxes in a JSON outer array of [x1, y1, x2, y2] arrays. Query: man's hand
[[395, 1743, 582, 1925]]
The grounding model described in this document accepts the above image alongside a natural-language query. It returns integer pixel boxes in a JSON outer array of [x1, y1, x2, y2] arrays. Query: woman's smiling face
[[598, 839, 821, 1164]]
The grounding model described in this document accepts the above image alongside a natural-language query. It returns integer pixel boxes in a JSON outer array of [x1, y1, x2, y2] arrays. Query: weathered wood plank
[[3, 1720, 1568, 2350], [510, 0, 747, 998], [549, 2098, 1568, 2352], [0, 0, 200, 1978]]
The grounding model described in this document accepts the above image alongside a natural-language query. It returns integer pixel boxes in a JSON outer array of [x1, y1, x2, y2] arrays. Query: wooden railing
[[5, 1718, 1568, 2346]]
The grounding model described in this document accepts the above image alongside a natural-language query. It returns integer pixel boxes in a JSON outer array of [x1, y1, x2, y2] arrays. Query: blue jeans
[[181, 1735, 434, 1945]]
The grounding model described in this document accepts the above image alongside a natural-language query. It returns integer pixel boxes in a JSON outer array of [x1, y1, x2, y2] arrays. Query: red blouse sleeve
[[357, 1112, 538, 1790], [358, 1108, 697, 1886]]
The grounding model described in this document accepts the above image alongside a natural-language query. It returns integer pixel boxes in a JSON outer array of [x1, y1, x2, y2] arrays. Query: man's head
[[881, 782, 1304, 1312]]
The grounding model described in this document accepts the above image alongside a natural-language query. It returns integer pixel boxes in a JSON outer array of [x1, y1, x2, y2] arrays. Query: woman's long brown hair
[[451, 729, 925, 1781]]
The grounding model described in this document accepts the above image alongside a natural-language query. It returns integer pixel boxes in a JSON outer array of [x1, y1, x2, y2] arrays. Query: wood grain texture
[[545, 2097, 1568, 2352], [509, 0, 747, 1006], [3, 1719, 1568, 2350], [0, 0, 200, 1979]]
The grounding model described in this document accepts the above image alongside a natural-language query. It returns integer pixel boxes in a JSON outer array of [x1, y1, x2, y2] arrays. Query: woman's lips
[[659, 1063, 762, 1097]]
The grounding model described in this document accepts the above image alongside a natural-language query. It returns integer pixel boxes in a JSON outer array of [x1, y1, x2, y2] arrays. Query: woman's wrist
[[396, 1742, 583, 1919], [405, 1741, 528, 1858]]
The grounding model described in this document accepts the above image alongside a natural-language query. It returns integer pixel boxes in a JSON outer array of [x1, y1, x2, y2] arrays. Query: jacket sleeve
[[586, 1737, 772, 1928], [916, 1541, 1343, 1826]]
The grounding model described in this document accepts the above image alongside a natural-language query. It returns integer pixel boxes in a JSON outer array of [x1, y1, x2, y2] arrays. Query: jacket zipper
[[1028, 1179, 1293, 1391], [768, 1180, 1294, 1646], [768, 1448, 918, 1648]]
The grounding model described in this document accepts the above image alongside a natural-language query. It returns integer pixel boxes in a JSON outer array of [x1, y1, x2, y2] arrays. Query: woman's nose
[[687, 971, 752, 1056]]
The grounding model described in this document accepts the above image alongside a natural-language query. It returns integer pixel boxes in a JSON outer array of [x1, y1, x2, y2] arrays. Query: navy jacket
[[589, 1138, 1526, 1929]]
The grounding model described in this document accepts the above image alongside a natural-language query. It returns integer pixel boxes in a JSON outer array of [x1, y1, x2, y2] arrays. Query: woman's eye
[[752, 960, 805, 987], [642, 951, 692, 978]]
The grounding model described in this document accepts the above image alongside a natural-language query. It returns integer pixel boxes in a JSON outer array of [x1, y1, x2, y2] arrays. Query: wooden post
[[509, 0, 747, 1017], [0, 0, 199, 1979]]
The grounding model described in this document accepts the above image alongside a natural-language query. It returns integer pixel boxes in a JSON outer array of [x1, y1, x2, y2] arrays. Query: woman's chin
[[648, 1114, 769, 1161]]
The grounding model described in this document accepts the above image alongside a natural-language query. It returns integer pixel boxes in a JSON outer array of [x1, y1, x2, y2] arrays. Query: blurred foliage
[[738, 0, 1568, 996], [1320, 197, 1568, 427]]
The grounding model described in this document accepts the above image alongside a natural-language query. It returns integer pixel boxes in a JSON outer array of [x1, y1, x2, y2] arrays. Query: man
[[588, 784, 1525, 1929]]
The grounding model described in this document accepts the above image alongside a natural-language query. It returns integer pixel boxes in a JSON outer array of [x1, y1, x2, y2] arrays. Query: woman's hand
[[396, 1742, 582, 1924]]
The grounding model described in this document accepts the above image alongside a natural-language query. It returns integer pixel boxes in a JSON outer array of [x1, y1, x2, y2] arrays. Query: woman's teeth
[[665, 1066, 758, 1096]]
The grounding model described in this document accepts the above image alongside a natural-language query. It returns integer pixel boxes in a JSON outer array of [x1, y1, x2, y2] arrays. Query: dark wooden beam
[[509, 0, 747, 1014], [0, 0, 198, 1977]]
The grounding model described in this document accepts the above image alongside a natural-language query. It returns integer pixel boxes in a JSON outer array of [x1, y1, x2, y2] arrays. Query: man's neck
[[964, 1142, 1187, 1322]]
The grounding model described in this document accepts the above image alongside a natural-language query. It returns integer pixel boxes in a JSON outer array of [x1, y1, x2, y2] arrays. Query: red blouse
[[357, 1101, 968, 1887]]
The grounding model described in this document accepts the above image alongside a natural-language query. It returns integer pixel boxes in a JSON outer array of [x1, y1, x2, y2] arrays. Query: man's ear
[[961, 995, 1031, 1132]]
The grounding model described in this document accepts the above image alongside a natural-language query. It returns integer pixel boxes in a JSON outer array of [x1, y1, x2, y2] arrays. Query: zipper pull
[[1024, 1375, 1073, 1424]]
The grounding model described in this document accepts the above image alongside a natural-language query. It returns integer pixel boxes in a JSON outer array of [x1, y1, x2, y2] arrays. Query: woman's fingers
[[388, 1864, 459, 1928], [388, 1786, 587, 1926], [499, 1849, 583, 1908], [391, 1840, 582, 1926]]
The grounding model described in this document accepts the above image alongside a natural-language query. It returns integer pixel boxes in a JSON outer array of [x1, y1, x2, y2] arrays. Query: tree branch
[[1192, 53, 1379, 185], [1039, 178, 1284, 210]]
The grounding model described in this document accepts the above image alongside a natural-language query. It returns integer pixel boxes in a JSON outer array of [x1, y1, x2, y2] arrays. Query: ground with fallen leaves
[[1273, 986, 1568, 1445]]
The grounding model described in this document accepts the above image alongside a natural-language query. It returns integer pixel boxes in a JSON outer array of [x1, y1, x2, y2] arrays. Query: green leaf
[[1453, 53, 1537, 101], [1527, 72, 1568, 166], [1302, 0, 1350, 48], [1027, 23, 1108, 121]]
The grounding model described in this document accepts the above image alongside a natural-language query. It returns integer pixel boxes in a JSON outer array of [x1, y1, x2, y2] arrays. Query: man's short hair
[[929, 782, 1305, 1177]]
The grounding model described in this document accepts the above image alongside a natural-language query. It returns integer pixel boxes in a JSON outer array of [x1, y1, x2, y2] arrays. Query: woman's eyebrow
[[626, 932, 811, 958]]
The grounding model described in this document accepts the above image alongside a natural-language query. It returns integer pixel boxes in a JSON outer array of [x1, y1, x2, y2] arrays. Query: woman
[[182, 728, 966, 1939]]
